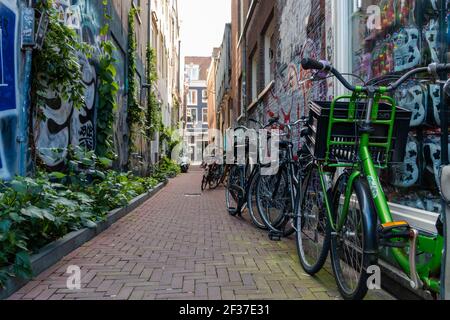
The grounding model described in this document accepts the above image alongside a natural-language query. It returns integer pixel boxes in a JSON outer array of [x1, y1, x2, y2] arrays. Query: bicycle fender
[[354, 178, 379, 259]]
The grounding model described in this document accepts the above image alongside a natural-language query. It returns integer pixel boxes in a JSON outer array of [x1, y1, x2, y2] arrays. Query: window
[[264, 19, 276, 86], [186, 108, 198, 124], [251, 52, 258, 102], [187, 89, 197, 106], [202, 89, 208, 103], [202, 108, 208, 123], [186, 64, 200, 81]]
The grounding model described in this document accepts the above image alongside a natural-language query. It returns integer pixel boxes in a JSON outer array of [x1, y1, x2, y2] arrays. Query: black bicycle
[[225, 118, 278, 229], [255, 118, 306, 240]]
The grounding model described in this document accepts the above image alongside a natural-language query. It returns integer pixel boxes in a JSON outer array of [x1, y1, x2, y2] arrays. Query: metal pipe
[[18, 2, 35, 177], [18, 49, 32, 176]]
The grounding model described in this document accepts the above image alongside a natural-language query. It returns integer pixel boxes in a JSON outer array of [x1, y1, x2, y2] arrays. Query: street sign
[[20, 7, 35, 48]]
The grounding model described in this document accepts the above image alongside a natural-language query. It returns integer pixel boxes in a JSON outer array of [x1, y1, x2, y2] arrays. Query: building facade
[[215, 24, 232, 138], [0, 0, 181, 180], [183, 56, 211, 164], [207, 48, 220, 143], [225, 0, 449, 259]]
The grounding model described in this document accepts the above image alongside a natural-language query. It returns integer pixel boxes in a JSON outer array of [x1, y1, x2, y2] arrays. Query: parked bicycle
[[295, 58, 450, 300], [225, 118, 278, 229], [201, 160, 223, 191], [255, 117, 307, 240]]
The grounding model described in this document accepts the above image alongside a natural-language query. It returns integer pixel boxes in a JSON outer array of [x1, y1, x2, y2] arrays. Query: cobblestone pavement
[[8, 170, 393, 300]]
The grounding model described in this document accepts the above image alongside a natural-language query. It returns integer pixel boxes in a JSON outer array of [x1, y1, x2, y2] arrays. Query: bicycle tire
[[255, 167, 294, 236], [330, 174, 378, 300], [295, 162, 331, 275], [226, 165, 244, 216], [247, 169, 267, 230]]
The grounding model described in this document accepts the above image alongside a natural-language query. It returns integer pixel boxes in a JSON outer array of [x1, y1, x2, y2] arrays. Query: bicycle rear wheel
[[295, 162, 331, 275], [209, 165, 223, 190], [330, 175, 377, 300], [226, 165, 244, 216], [256, 167, 293, 236], [247, 169, 267, 229]]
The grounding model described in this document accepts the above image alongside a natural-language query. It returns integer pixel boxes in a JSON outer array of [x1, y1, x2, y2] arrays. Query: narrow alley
[[8, 170, 392, 300]]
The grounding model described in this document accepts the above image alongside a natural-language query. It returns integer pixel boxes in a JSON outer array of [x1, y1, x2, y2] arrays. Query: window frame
[[187, 89, 198, 106]]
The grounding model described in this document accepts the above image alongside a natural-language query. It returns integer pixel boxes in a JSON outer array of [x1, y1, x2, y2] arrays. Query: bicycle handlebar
[[300, 58, 450, 93]]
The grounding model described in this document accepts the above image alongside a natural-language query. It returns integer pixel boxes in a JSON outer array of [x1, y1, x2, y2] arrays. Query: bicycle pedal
[[378, 221, 411, 248], [269, 231, 283, 241]]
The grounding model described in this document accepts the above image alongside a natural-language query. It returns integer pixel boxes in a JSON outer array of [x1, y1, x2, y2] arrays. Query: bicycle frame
[[316, 89, 443, 293]]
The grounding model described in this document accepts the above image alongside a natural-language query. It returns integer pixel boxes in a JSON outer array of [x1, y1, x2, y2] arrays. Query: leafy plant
[[32, 0, 92, 113], [0, 145, 176, 288], [96, 5, 119, 159], [127, 7, 145, 155], [146, 45, 161, 138]]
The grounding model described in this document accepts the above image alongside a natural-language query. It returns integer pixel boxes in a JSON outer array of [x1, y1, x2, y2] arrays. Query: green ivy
[[96, 3, 119, 159], [32, 0, 92, 113], [146, 45, 161, 138], [127, 7, 144, 154]]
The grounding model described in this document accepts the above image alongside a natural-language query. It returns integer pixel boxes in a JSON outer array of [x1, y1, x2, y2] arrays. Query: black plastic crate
[[306, 100, 412, 164]]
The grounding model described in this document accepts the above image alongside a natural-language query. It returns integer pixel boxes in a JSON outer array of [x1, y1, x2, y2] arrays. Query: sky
[[179, 0, 232, 58]]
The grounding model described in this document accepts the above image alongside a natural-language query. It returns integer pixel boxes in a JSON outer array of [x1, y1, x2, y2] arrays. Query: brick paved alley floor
[[8, 169, 393, 300]]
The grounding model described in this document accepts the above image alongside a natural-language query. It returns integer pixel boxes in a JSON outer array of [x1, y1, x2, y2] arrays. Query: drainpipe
[[439, 0, 450, 300], [18, 1, 35, 177]]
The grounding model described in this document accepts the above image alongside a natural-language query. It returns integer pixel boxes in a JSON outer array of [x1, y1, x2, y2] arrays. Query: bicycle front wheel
[[226, 165, 244, 216], [330, 174, 377, 300], [295, 162, 331, 275]]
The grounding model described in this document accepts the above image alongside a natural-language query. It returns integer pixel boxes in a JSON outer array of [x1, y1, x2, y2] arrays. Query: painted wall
[[33, 0, 101, 170], [0, 0, 19, 180], [247, 0, 333, 149]]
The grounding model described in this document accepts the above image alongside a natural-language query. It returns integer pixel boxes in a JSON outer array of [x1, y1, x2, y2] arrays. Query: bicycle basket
[[305, 100, 411, 166]]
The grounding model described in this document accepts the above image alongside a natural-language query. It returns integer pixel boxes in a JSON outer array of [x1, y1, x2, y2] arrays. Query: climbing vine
[[96, 3, 119, 159], [146, 45, 161, 138], [32, 0, 91, 117], [126, 7, 144, 151], [30, 0, 92, 168]]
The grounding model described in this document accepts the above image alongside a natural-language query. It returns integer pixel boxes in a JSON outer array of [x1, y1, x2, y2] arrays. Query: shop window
[[348, 0, 447, 214]]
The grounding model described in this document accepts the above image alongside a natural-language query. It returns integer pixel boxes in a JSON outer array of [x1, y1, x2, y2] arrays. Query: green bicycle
[[295, 58, 450, 300]]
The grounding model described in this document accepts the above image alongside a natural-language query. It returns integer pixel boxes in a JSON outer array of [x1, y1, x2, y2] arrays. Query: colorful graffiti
[[0, 0, 18, 180], [248, 0, 331, 149], [33, 0, 100, 169]]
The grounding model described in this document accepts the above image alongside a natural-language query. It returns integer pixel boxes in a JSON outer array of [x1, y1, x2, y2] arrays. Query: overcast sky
[[179, 0, 231, 58]]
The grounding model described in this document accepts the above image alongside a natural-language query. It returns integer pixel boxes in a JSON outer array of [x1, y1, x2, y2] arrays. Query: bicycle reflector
[[380, 221, 410, 230]]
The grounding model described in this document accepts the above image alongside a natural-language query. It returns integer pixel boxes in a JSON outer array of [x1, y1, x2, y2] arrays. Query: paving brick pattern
[[8, 170, 393, 300]]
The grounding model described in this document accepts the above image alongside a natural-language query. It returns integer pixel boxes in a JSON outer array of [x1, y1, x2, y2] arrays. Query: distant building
[[207, 48, 221, 143], [215, 24, 232, 137], [183, 56, 211, 164]]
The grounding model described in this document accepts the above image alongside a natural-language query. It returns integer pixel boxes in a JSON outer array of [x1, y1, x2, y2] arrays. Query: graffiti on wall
[[0, 0, 18, 180], [249, 0, 332, 149], [33, 0, 100, 168]]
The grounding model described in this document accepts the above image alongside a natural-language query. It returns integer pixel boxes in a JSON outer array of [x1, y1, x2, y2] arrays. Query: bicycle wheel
[[256, 167, 292, 235], [209, 165, 223, 190], [226, 165, 244, 216], [330, 174, 377, 300], [295, 162, 331, 275], [201, 175, 208, 191], [247, 169, 267, 230]]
